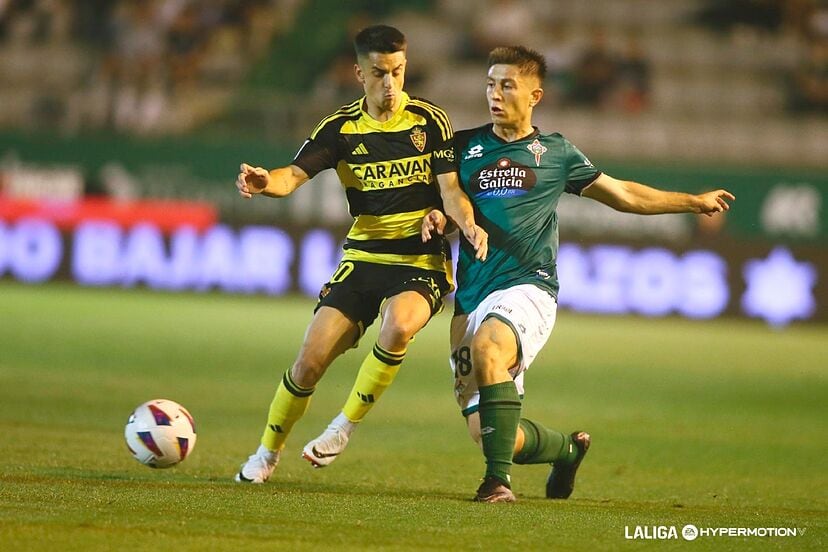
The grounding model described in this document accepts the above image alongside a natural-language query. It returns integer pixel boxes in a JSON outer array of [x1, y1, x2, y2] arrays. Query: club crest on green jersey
[[527, 138, 547, 166]]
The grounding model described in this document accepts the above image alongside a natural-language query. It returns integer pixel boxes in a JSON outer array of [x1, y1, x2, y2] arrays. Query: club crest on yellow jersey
[[410, 127, 427, 152]]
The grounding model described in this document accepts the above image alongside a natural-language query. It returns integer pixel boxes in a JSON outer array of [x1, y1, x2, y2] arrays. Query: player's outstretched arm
[[435, 172, 488, 261], [235, 163, 309, 199], [582, 173, 735, 217]]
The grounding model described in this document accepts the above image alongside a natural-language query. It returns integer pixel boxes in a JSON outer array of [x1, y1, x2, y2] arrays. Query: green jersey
[[451, 124, 600, 315]]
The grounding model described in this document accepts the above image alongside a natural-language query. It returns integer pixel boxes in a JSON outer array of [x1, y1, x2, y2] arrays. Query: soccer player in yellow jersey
[[233, 25, 487, 483]]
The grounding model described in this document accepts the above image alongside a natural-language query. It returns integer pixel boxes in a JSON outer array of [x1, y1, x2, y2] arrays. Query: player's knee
[[290, 357, 325, 388], [379, 316, 421, 350], [470, 336, 507, 381]]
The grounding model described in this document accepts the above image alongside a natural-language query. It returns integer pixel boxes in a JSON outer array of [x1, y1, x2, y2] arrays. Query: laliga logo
[[622, 524, 698, 540]]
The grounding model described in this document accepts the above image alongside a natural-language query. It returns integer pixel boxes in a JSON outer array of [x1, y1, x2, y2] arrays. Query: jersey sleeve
[[424, 102, 455, 175], [291, 120, 341, 178], [441, 128, 473, 175], [562, 138, 601, 195], [432, 135, 456, 175]]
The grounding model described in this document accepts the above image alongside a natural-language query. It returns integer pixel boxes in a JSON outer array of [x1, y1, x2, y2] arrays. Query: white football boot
[[302, 425, 350, 468], [235, 444, 280, 483]]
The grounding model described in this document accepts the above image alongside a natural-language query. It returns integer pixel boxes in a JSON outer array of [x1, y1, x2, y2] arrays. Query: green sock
[[513, 418, 578, 465], [478, 381, 522, 486]]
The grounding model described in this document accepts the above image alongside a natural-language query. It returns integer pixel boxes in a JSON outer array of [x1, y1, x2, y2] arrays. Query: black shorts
[[315, 261, 450, 335]]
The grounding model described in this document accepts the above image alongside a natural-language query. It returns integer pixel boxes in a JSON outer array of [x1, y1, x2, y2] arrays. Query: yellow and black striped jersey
[[292, 92, 455, 274]]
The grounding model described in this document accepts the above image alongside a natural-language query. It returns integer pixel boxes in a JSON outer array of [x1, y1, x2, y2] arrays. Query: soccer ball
[[125, 399, 197, 468]]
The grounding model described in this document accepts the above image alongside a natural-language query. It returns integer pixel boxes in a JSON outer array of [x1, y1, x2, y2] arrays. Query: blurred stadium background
[[0, 0, 825, 324], [0, 2, 826, 548]]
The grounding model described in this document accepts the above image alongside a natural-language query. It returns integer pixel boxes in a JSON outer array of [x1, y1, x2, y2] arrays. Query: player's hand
[[697, 189, 735, 217], [236, 163, 270, 198], [421, 209, 448, 242], [463, 224, 488, 262]]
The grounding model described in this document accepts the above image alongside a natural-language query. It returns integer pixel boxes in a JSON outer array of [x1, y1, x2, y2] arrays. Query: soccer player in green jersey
[[232, 25, 487, 484], [421, 46, 735, 502]]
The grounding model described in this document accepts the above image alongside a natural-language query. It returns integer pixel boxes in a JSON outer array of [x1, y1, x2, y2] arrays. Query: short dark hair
[[488, 46, 547, 83], [353, 25, 407, 58]]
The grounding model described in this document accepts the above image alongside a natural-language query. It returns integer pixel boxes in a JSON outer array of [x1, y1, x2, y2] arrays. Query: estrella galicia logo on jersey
[[410, 126, 426, 152], [470, 157, 537, 198]]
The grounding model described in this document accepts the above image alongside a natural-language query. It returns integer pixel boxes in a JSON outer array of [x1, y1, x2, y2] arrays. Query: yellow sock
[[260, 369, 314, 451], [342, 343, 406, 422]]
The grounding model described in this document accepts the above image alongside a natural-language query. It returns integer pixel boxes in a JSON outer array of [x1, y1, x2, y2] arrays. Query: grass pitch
[[0, 282, 825, 550]]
